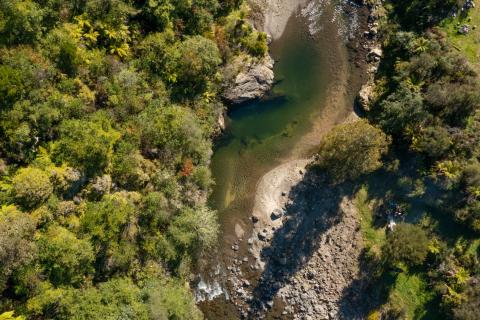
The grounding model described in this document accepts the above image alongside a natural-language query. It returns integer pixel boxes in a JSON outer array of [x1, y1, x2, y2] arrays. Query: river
[[198, 1, 368, 318]]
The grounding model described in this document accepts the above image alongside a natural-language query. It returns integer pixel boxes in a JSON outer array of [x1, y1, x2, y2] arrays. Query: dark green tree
[[383, 223, 430, 267], [314, 120, 390, 183]]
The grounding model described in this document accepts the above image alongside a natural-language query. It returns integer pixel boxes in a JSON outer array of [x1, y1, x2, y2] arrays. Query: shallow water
[[199, 1, 364, 317]]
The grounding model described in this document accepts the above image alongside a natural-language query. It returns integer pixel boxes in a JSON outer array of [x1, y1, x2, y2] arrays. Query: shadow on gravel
[[247, 167, 360, 317]]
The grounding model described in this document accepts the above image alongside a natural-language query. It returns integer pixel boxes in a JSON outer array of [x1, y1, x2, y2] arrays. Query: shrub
[[12, 167, 53, 208], [383, 223, 429, 267], [314, 120, 390, 183]]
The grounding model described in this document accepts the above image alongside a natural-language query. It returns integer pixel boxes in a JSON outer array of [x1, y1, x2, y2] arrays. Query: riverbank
[[199, 0, 380, 318], [249, 0, 309, 40], [218, 1, 384, 319]]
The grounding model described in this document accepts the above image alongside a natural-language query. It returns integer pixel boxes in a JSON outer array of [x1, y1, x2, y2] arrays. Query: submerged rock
[[222, 54, 274, 104]]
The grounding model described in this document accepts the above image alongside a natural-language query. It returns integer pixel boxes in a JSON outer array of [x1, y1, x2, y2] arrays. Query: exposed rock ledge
[[222, 54, 274, 105]]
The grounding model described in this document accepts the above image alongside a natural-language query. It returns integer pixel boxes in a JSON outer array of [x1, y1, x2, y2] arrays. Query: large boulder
[[357, 81, 374, 112], [222, 54, 274, 104]]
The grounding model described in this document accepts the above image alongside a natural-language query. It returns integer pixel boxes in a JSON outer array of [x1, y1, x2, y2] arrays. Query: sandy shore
[[251, 0, 309, 40], [250, 159, 310, 268]]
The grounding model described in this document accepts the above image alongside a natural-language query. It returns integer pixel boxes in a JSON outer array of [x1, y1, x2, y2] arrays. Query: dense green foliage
[[361, 0, 480, 318], [383, 223, 429, 267], [314, 120, 390, 183], [0, 0, 267, 318]]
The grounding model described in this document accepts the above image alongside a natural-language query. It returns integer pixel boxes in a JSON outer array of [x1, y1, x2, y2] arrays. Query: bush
[[37, 226, 94, 286], [12, 167, 53, 208], [314, 120, 390, 183], [383, 223, 429, 267]]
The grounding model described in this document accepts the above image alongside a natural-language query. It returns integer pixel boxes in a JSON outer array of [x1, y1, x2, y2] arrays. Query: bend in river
[[198, 1, 369, 318]]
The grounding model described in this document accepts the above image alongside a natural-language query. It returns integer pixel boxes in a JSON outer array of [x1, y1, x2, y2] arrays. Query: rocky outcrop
[[222, 54, 274, 105], [356, 0, 385, 112], [357, 80, 374, 111]]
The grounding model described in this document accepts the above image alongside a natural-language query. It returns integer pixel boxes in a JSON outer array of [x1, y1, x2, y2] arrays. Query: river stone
[[271, 209, 284, 220], [367, 47, 383, 62], [258, 231, 268, 241]]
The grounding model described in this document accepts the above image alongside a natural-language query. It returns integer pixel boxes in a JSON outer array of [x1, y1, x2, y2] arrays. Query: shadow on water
[[246, 167, 371, 318]]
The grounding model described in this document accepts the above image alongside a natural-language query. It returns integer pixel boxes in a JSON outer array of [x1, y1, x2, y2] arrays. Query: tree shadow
[[245, 150, 470, 318], [337, 150, 477, 318], [247, 167, 360, 316]]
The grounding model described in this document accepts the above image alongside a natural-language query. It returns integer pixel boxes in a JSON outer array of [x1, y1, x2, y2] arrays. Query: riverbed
[[199, 0, 369, 318]]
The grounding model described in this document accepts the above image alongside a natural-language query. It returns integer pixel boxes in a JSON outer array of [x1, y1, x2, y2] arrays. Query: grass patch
[[354, 186, 386, 255], [440, 7, 480, 69], [389, 272, 435, 320]]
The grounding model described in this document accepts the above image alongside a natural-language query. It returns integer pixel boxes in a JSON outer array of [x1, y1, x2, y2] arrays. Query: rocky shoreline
[[357, 0, 386, 112], [224, 158, 371, 319], [220, 0, 311, 107]]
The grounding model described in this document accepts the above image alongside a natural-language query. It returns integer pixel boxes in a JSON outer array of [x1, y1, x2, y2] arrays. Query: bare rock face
[[222, 54, 274, 105], [357, 81, 374, 111]]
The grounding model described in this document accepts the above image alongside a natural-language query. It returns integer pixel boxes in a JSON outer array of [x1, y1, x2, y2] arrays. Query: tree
[[171, 36, 221, 96], [111, 141, 155, 190], [27, 278, 149, 320], [391, 0, 463, 30], [0, 205, 36, 291], [139, 104, 211, 166], [0, 0, 44, 45], [453, 278, 480, 320], [376, 84, 428, 136], [145, 278, 203, 320], [0, 65, 25, 108], [383, 223, 429, 267], [12, 167, 53, 209], [136, 30, 176, 79], [314, 120, 390, 183], [80, 192, 140, 275], [412, 125, 452, 159], [53, 114, 120, 176], [0, 311, 25, 320], [451, 162, 480, 232], [37, 225, 94, 286], [167, 206, 218, 258]]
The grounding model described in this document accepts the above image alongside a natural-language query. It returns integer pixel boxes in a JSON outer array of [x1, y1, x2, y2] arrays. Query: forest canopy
[[0, 0, 266, 318]]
